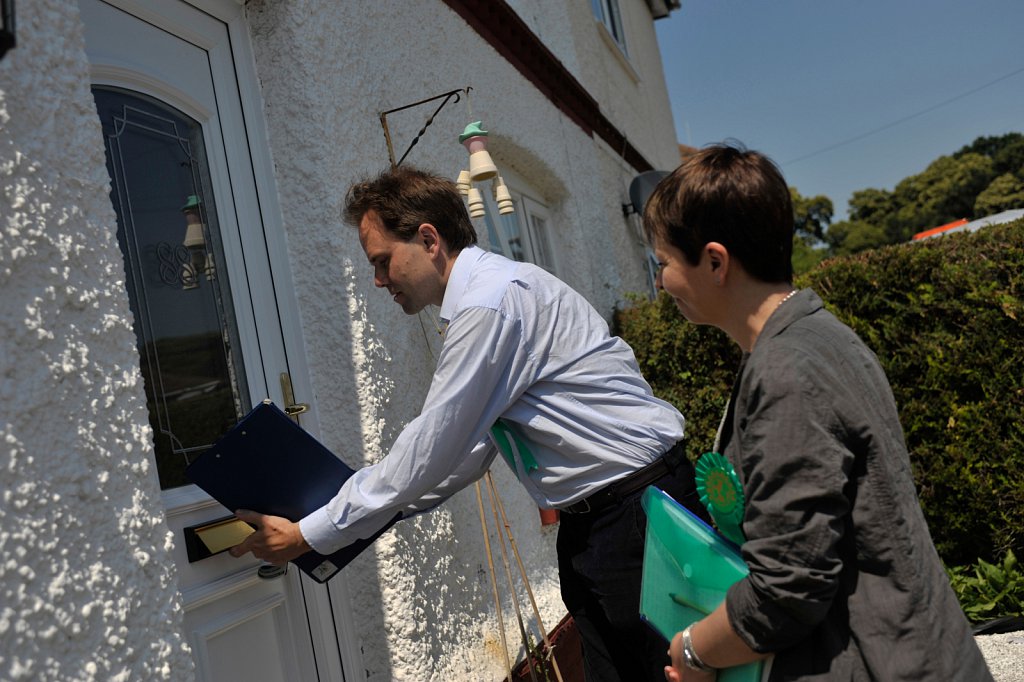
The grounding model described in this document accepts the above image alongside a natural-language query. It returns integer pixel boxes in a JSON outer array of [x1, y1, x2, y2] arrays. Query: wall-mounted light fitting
[[0, 0, 15, 60], [379, 87, 470, 168], [621, 169, 670, 218]]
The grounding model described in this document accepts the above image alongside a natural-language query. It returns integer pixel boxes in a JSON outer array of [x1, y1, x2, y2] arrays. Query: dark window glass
[[92, 87, 249, 489]]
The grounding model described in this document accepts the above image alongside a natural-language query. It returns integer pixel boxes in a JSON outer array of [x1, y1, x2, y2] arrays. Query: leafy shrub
[[616, 292, 740, 454], [614, 219, 1024, 567], [947, 551, 1024, 623]]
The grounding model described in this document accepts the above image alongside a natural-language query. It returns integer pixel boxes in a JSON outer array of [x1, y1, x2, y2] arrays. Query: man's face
[[358, 210, 442, 315]]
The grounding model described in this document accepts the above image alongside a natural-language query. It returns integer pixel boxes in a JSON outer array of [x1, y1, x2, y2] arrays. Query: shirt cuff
[[299, 506, 345, 555]]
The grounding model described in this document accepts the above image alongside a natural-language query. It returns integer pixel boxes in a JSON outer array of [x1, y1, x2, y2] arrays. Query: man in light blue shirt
[[231, 166, 707, 681]]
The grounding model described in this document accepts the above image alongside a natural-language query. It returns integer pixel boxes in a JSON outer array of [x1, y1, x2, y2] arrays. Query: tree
[[848, 187, 896, 226], [803, 132, 1022, 261], [974, 173, 1024, 216], [890, 153, 996, 240], [790, 188, 833, 242], [789, 188, 834, 275], [956, 132, 1024, 177], [824, 219, 889, 256], [792, 235, 827, 274]]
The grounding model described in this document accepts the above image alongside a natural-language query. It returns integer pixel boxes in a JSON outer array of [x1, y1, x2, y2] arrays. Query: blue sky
[[654, 1, 1024, 220]]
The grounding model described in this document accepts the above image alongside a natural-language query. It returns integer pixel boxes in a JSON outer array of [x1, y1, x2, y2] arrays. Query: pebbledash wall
[[1, 0, 682, 680], [0, 1, 195, 680]]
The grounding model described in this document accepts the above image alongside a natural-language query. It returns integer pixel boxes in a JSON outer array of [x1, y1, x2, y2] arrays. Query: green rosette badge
[[695, 452, 746, 546]]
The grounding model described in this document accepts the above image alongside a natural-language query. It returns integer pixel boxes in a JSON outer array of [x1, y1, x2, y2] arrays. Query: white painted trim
[[521, 194, 558, 274], [189, 593, 294, 681], [327, 575, 368, 681], [218, 0, 324, 441], [180, 566, 264, 611], [82, 3, 354, 679], [100, 0, 226, 50], [162, 485, 222, 516], [89, 66, 213, 121], [595, 18, 641, 83]]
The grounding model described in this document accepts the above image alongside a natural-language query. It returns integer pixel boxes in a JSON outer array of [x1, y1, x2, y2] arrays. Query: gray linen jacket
[[720, 289, 991, 681]]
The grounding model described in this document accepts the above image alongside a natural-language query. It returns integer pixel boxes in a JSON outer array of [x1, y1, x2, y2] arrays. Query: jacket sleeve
[[725, 344, 856, 652]]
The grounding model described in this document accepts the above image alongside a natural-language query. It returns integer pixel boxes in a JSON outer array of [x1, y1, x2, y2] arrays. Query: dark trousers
[[556, 456, 708, 682]]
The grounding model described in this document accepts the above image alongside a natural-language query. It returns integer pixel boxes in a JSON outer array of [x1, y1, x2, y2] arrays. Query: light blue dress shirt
[[300, 246, 685, 554]]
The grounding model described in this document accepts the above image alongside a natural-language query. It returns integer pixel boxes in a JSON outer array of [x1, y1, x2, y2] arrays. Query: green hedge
[[615, 219, 1024, 567]]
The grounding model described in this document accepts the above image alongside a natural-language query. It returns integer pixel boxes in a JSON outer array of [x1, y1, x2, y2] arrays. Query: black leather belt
[[561, 441, 685, 515]]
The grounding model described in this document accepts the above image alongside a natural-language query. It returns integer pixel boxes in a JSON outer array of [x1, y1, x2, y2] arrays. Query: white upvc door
[[79, 1, 358, 679]]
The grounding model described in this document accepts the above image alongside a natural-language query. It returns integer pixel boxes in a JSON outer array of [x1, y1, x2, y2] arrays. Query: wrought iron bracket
[[379, 87, 471, 167]]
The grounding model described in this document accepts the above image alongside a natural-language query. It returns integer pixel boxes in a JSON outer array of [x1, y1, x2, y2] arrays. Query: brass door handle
[[283, 403, 309, 417], [279, 372, 309, 422]]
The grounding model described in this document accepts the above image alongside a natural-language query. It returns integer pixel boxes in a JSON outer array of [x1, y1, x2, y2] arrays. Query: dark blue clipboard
[[185, 401, 399, 583]]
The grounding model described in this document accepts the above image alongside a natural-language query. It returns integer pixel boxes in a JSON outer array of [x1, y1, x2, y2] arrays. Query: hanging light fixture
[[456, 120, 514, 220], [460, 121, 498, 182]]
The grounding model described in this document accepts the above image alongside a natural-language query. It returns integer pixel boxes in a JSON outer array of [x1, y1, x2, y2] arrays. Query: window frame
[[591, 0, 628, 55], [480, 176, 558, 275]]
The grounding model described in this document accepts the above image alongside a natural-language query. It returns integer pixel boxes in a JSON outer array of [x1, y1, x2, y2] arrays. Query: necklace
[[777, 289, 798, 308]]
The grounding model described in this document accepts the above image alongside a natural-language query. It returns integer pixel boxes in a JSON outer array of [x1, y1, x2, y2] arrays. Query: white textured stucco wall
[[243, 3, 576, 678], [1, 0, 683, 679], [241, 2, 682, 679], [570, 0, 683, 173], [0, 1, 193, 681], [242, 2, 679, 675]]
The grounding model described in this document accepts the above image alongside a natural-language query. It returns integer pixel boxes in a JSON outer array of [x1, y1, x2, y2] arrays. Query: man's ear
[[418, 223, 441, 254]]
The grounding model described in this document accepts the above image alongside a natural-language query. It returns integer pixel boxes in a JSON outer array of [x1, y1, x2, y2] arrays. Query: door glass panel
[[92, 87, 249, 489]]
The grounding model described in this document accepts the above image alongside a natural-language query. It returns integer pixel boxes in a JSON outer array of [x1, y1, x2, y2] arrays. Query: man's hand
[[228, 510, 312, 565]]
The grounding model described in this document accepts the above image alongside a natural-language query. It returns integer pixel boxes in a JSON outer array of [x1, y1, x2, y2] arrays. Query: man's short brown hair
[[643, 143, 794, 283], [343, 165, 478, 250]]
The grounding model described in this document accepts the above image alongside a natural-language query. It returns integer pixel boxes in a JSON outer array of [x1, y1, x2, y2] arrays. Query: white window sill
[[595, 20, 640, 83]]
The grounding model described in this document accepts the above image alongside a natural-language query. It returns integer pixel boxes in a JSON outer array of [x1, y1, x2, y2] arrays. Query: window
[[93, 86, 250, 489], [481, 183, 558, 274], [592, 0, 627, 54], [521, 196, 556, 274]]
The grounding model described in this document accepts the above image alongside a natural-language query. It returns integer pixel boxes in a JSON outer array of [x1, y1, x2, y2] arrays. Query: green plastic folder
[[641, 486, 763, 682]]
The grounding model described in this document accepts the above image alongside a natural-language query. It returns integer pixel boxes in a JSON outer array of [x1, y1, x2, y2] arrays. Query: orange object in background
[[912, 218, 969, 241]]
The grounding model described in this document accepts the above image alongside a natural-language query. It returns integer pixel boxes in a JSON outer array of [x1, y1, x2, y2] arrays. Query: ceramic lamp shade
[[456, 170, 471, 196], [468, 150, 497, 182], [463, 134, 498, 181], [494, 179, 515, 215], [467, 187, 486, 218], [183, 219, 205, 249]]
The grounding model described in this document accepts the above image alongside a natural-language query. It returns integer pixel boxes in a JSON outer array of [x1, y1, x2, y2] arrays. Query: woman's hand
[[665, 630, 717, 682]]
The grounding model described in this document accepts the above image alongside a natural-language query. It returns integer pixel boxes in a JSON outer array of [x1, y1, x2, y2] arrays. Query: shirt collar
[[757, 288, 823, 347], [439, 245, 485, 324]]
